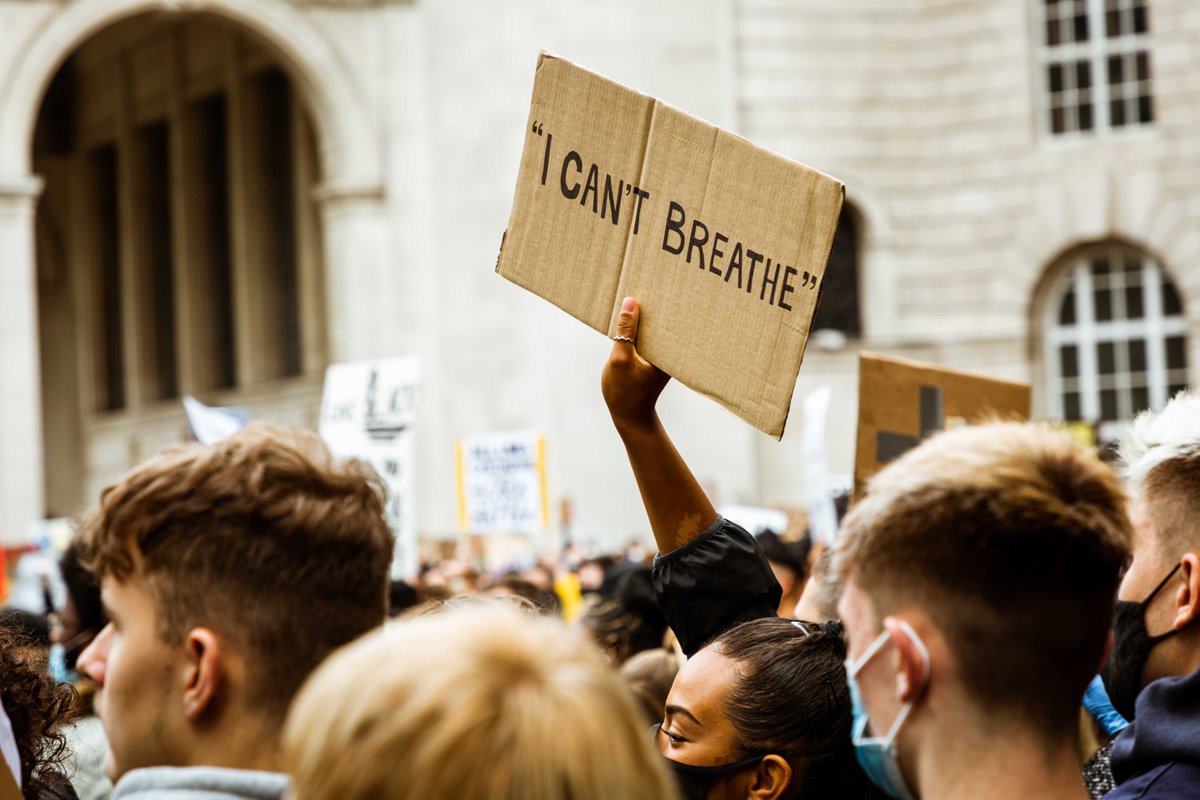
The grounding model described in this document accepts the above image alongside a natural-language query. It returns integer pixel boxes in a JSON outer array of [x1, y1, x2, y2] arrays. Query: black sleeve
[[651, 516, 782, 657]]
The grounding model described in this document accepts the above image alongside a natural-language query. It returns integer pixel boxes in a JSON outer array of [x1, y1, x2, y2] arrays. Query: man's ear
[[1172, 553, 1200, 630], [884, 617, 929, 703], [748, 754, 792, 800], [182, 628, 223, 722]]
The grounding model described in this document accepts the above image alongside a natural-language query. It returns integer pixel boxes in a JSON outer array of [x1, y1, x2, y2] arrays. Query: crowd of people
[[0, 295, 1197, 799]]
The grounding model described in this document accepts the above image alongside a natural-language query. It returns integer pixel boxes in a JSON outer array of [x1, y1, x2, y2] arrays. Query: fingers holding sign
[[602, 298, 670, 433]]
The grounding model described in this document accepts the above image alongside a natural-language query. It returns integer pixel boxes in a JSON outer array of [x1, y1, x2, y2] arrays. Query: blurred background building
[[0, 0, 1193, 551]]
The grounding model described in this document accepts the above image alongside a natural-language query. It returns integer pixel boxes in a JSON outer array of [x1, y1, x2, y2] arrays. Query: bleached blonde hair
[[283, 602, 677, 800], [1119, 389, 1200, 554]]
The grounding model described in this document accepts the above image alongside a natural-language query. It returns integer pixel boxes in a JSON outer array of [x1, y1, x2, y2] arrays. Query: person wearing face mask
[[836, 422, 1130, 800], [1100, 392, 1200, 799], [603, 298, 883, 800]]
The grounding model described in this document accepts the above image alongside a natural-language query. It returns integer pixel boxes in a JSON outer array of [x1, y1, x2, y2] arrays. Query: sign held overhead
[[854, 353, 1033, 499], [497, 53, 844, 438]]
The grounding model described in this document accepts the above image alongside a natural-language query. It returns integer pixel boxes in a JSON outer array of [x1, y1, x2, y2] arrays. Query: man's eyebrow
[[665, 704, 703, 728]]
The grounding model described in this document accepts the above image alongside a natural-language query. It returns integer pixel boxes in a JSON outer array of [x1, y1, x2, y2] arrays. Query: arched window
[[811, 203, 861, 338], [1042, 244, 1187, 442]]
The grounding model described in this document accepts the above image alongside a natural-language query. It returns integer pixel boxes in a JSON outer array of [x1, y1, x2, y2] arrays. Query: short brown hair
[[76, 423, 393, 722], [839, 422, 1130, 738], [284, 602, 677, 800]]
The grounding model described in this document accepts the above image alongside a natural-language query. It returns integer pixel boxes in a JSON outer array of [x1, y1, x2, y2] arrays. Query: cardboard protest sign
[[497, 53, 844, 438], [319, 357, 421, 579], [457, 430, 549, 535], [854, 353, 1032, 499]]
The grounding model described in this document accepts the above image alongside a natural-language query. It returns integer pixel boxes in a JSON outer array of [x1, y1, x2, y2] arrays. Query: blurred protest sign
[[457, 430, 549, 535], [801, 384, 839, 546], [497, 53, 844, 438], [719, 504, 789, 537], [319, 358, 421, 578], [183, 395, 250, 445], [854, 353, 1031, 499]]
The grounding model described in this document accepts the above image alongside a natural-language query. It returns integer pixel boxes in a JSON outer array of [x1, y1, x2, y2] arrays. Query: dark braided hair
[[710, 618, 885, 800]]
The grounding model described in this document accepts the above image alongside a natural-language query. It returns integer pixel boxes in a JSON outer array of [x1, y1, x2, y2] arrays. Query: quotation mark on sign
[[531, 120, 545, 135], [802, 271, 819, 289], [875, 385, 944, 464]]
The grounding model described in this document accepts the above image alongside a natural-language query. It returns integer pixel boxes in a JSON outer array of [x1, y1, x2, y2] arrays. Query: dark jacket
[[651, 516, 781, 656], [1105, 666, 1200, 799]]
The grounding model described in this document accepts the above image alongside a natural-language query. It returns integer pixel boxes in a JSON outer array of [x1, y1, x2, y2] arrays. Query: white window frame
[[1043, 245, 1187, 443], [1034, 0, 1154, 140]]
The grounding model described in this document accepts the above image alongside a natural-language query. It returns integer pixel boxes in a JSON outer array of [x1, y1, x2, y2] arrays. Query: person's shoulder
[[1105, 761, 1200, 800]]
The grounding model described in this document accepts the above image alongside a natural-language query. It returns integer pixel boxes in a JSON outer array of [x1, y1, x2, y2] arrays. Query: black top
[[651, 516, 782, 657]]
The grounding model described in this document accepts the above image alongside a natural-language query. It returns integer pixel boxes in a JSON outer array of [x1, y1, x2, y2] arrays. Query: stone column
[[0, 175, 45, 544]]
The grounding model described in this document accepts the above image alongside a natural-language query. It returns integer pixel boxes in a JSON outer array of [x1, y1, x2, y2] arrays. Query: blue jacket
[[1104, 666, 1200, 799]]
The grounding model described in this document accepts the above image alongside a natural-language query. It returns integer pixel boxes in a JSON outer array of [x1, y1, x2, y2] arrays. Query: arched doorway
[[0, 0, 388, 534], [34, 11, 333, 515]]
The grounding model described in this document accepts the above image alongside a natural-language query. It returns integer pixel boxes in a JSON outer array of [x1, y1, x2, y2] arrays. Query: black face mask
[[1102, 563, 1182, 721], [651, 724, 763, 800]]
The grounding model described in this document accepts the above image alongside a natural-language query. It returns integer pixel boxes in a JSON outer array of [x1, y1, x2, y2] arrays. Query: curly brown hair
[[0, 627, 79, 795]]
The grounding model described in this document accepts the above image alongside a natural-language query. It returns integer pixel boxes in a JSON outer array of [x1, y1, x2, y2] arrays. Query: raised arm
[[601, 298, 716, 554]]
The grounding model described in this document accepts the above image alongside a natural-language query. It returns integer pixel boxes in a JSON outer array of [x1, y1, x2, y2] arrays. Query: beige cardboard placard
[[854, 353, 1033, 499], [497, 53, 844, 438]]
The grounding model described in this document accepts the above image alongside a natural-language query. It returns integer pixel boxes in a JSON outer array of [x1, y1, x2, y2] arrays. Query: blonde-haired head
[[283, 602, 677, 800]]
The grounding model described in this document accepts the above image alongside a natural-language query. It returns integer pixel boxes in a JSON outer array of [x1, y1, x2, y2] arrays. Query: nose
[[76, 623, 112, 686]]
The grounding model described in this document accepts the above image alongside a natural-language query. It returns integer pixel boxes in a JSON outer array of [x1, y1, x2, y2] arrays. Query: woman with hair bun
[[605, 298, 882, 800]]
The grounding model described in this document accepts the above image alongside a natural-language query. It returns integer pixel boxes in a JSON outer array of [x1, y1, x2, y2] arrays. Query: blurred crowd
[[0, 298, 1196, 800]]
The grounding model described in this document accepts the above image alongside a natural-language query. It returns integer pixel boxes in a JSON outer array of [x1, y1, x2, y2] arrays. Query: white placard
[[802, 384, 838, 546], [319, 358, 421, 579], [458, 430, 548, 535]]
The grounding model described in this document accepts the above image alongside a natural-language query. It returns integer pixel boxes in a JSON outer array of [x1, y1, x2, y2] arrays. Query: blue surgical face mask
[[844, 621, 929, 800]]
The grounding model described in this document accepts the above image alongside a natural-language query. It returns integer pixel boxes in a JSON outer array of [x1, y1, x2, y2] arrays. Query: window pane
[[1101, 388, 1119, 420], [1133, 5, 1148, 34], [1125, 285, 1144, 318], [1064, 391, 1082, 421], [1170, 384, 1189, 398], [1138, 95, 1153, 124], [1076, 61, 1092, 89], [1094, 287, 1113, 321], [1136, 52, 1151, 82], [1051, 105, 1066, 134], [1079, 103, 1094, 131], [1061, 344, 1080, 378], [1059, 290, 1077, 324], [1167, 336, 1187, 370], [135, 121, 178, 402], [1163, 281, 1184, 316], [1074, 12, 1089, 41], [1049, 64, 1064, 92], [1098, 341, 1116, 375], [1106, 9, 1120, 37], [1129, 339, 1147, 371], [1108, 55, 1124, 84], [1111, 99, 1126, 127], [1131, 386, 1150, 413], [1091, 257, 1111, 278], [1047, 17, 1062, 46], [92, 145, 125, 412]]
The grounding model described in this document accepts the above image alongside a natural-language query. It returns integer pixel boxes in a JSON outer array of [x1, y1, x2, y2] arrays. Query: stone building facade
[[0, 0, 1194, 551]]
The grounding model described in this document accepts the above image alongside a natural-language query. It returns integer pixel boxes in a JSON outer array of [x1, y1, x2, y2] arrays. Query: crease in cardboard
[[608, 97, 660, 336]]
